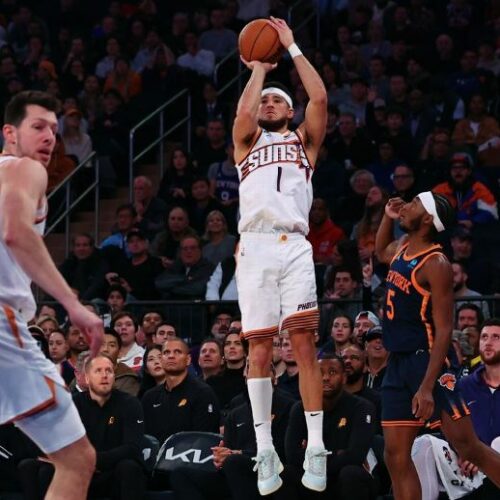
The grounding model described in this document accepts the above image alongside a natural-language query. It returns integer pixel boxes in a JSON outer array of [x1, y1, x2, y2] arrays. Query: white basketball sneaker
[[301, 447, 331, 492], [252, 448, 284, 496]]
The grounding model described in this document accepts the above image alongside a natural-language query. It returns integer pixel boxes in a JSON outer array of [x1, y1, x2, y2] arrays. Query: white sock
[[305, 411, 325, 449], [247, 378, 274, 453]]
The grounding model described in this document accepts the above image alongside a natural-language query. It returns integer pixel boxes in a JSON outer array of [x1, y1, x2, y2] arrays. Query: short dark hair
[[115, 203, 137, 217], [103, 326, 122, 348], [456, 302, 484, 325], [110, 311, 138, 331], [200, 338, 223, 357], [318, 352, 345, 370], [5, 90, 58, 126], [140, 310, 164, 324], [481, 317, 500, 330], [106, 284, 127, 301]]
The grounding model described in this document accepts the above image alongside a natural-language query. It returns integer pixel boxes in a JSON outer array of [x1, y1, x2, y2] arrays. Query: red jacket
[[307, 219, 345, 262]]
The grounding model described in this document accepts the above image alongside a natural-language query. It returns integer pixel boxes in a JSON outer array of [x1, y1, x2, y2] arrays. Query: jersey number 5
[[386, 289, 395, 320]]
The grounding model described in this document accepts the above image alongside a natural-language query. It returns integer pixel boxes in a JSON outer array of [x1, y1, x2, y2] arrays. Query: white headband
[[418, 191, 445, 232], [261, 87, 293, 108]]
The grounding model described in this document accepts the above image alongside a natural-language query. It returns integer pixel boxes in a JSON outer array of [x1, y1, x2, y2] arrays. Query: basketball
[[238, 19, 284, 64]]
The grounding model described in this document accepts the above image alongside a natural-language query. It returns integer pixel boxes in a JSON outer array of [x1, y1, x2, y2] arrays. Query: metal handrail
[[128, 89, 191, 200], [45, 152, 100, 258]]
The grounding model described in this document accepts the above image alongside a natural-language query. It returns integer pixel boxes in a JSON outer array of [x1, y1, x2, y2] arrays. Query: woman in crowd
[[138, 345, 166, 398], [48, 330, 75, 385], [202, 210, 236, 266]]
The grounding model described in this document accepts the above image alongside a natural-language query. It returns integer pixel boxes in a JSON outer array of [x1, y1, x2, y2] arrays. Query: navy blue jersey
[[382, 243, 446, 353]]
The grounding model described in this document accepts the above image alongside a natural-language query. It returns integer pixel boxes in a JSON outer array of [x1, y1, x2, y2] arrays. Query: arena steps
[[45, 168, 158, 265]]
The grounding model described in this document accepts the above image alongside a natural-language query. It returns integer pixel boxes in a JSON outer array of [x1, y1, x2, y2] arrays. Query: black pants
[[169, 454, 261, 500], [275, 464, 377, 500], [18, 457, 146, 500]]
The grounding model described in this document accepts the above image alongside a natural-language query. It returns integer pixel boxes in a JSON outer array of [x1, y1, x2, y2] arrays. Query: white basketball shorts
[[0, 305, 86, 454], [236, 232, 319, 340]]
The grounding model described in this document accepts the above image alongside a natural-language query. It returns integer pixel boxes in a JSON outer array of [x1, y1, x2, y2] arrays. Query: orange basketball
[[238, 19, 284, 64]]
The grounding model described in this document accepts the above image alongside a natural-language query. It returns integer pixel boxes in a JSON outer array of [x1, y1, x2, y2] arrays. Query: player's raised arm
[[233, 59, 276, 161], [268, 17, 327, 158], [375, 198, 406, 264]]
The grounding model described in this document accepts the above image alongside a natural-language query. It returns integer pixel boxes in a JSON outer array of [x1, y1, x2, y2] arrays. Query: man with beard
[[19, 355, 146, 499], [452, 261, 490, 320], [281, 354, 377, 500], [141, 338, 220, 445], [364, 326, 389, 391], [67, 323, 90, 367], [375, 192, 500, 500], [233, 17, 328, 495], [341, 344, 381, 432], [433, 152, 498, 228]]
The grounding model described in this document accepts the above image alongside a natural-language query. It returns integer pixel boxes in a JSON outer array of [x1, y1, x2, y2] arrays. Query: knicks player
[[233, 17, 328, 495], [375, 192, 500, 499], [0, 91, 103, 499]]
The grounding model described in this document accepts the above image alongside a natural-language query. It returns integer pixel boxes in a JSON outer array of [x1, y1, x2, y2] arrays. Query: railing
[[45, 152, 99, 258], [128, 89, 191, 201]]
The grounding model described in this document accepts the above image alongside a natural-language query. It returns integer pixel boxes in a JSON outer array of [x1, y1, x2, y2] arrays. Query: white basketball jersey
[[236, 128, 314, 235], [0, 155, 47, 320]]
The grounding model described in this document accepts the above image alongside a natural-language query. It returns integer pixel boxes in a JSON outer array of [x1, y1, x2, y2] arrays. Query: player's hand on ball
[[268, 17, 294, 49], [240, 56, 277, 72], [412, 386, 434, 421], [385, 198, 405, 219]]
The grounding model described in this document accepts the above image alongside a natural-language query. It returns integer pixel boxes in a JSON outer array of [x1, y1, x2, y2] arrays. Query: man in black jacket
[[141, 338, 220, 444], [279, 353, 377, 499], [19, 355, 146, 499]]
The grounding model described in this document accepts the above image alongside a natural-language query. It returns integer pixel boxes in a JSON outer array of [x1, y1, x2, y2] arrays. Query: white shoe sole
[[258, 462, 284, 496], [301, 472, 327, 492]]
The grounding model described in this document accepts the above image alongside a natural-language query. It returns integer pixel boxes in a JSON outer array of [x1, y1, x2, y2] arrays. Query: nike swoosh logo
[[255, 423, 263, 427], [137, 420, 144, 423], [310, 413, 320, 417], [153, 403, 161, 408], [467, 400, 476, 406], [236, 422, 245, 427]]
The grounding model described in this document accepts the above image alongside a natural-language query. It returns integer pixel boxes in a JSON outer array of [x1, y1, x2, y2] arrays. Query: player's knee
[[384, 442, 410, 468], [52, 438, 96, 478], [249, 339, 273, 367]]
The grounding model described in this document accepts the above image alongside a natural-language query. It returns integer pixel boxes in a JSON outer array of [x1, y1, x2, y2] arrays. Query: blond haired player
[[0, 91, 103, 499], [233, 17, 328, 495]]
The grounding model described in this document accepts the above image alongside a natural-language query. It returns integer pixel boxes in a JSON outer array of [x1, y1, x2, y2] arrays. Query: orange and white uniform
[[235, 129, 319, 339]]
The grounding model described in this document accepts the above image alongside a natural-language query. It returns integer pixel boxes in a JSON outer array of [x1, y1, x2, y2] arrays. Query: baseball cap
[[365, 326, 383, 343], [451, 152, 473, 168], [451, 226, 472, 241], [355, 310, 380, 327], [126, 228, 147, 240]]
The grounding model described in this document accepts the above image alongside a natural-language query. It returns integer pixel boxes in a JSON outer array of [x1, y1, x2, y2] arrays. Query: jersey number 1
[[277, 167, 282, 192]]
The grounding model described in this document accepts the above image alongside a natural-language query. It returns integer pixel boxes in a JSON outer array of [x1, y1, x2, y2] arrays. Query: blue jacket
[[457, 365, 500, 446]]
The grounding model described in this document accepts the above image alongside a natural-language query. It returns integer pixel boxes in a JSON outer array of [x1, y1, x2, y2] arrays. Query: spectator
[[282, 354, 376, 500], [112, 311, 145, 373], [194, 81, 231, 139], [61, 107, 93, 164], [158, 148, 196, 208], [19, 355, 146, 499], [307, 198, 345, 265], [384, 107, 414, 163], [138, 344, 166, 399], [177, 31, 215, 78], [406, 88, 436, 158], [104, 56, 142, 103], [429, 76, 465, 129], [339, 78, 369, 125], [353, 310, 381, 347], [132, 28, 174, 74], [138, 310, 164, 348], [433, 152, 498, 227], [187, 177, 224, 235], [320, 62, 349, 107], [36, 315, 59, 340], [318, 314, 354, 356], [164, 12, 190, 57], [108, 229, 163, 301], [477, 40, 500, 76], [351, 185, 389, 261], [199, 338, 225, 380], [452, 93, 500, 167], [155, 235, 215, 300], [456, 302, 484, 332], [199, 6, 238, 60], [99, 328, 140, 396], [276, 332, 300, 401], [78, 74, 103, 130], [100, 203, 138, 259], [429, 33, 459, 76], [150, 206, 197, 268], [202, 210, 237, 266], [59, 233, 108, 300], [141, 338, 220, 444], [452, 261, 490, 319], [417, 129, 453, 190], [205, 254, 238, 301], [364, 326, 389, 391], [133, 175, 168, 240], [209, 309, 234, 343], [193, 118, 228, 174], [95, 36, 121, 80], [102, 284, 127, 327], [67, 324, 90, 368], [48, 330, 74, 385], [368, 139, 401, 191], [361, 22, 392, 65], [450, 49, 481, 101], [70, 350, 91, 393], [152, 322, 177, 345]]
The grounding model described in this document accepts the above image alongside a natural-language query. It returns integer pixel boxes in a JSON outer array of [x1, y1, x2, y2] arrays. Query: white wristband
[[288, 43, 302, 59]]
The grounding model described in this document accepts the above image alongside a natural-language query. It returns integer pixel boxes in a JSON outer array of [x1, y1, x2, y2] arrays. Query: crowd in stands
[[1, 0, 500, 498]]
